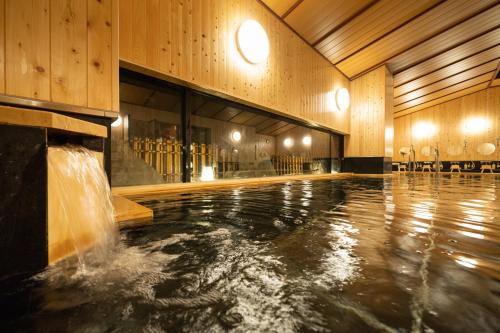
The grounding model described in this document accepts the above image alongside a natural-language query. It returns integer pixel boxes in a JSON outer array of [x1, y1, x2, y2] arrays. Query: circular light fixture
[[302, 135, 311, 146], [283, 137, 293, 148], [335, 88, 350, 111], [231, 130, 242, 142], [111, 115, 122, 128], [236, 19, 269, 64]]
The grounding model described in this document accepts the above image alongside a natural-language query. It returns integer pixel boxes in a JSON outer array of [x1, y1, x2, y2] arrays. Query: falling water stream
[[46, 146, 119, 268], [0, 173, 499, 332]]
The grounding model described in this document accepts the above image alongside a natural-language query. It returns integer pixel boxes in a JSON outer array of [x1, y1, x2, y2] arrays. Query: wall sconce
[[462, 117, 490, 135], [283, 137, 294, 148], [231, 130, 241, 142], [236, 20, 269, 64], [111, 115, 122, 128], [302, 135, 311, 146], [412, 121, 437, 139], [335, 88, 350, 111]]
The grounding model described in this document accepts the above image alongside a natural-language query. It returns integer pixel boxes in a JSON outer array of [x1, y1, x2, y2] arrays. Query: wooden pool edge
[[112, 171, 498, 199], [112, 173, 356, 198]]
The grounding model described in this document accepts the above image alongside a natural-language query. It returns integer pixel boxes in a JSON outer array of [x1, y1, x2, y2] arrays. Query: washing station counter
[[0, 106, 112, 278]]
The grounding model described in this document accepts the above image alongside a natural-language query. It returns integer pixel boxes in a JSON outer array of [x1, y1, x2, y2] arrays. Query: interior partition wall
[[111, 69, 343, 187]]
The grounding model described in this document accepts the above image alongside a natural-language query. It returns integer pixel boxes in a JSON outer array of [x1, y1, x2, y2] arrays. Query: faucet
[[433, 143, 440, 173], [408, 145, 416, 172]]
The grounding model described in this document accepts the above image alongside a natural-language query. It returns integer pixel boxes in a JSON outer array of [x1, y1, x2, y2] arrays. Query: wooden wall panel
[[51, 0, 87, 106], [0, 0, 4, 93], [345, 66, 393, 157], [2, 0, 118, 114], [88, 0, 113, 110], [6, 0, 50, 100], [119, 0, 351, 134], [394, 87, 500, 162]]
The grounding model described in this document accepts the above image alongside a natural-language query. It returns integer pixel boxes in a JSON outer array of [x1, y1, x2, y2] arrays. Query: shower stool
[[480, 162, 493, 173], [450, 163, 461, 173], [421, 163, 432, 172], [394, 163, 406, 172]]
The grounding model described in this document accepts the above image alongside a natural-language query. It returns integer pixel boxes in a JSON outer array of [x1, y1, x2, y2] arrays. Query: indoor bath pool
[[1, 174, 499, 332]]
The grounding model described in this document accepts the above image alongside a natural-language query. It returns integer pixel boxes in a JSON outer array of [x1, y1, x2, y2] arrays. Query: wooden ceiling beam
[[281, 0, 303, 19], [333, 0, 446, 67], [394, 44, 500, 87], [342, 0, 497, 79], [311, 0, 379, 47], [487, 60, 500, 88], [394, 59, 499, 98], [394, 73, 492, 112], [393, 83, 489, 118]]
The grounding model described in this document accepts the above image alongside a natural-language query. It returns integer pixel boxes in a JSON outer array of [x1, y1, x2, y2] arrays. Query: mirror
[[476, 143, 496, 156], [399, 146, 410, 155]]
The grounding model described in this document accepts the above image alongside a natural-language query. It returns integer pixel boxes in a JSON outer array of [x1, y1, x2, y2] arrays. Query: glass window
[[189, 92, 341, 182], [111, 70, 343, 186], [111, 71, 182, 186]]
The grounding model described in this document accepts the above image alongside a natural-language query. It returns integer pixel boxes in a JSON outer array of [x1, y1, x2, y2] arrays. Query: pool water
[[1, 174, 499, 332]]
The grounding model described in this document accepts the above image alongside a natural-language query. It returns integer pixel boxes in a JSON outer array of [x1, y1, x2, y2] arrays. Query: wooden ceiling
[[260, 0, 500, 116], [120, 82, 298, 136]]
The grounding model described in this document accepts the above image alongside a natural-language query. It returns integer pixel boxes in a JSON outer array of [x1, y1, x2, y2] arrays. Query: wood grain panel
[[88, 0, 113, 110], [111, 0, 119, 112], [119, 0, 351, 134], [388, 4, 500, 73], [394, 55, 500, 95], [394, 64, 497, 105], [50, 0, 87, 106], [0, 0, 4, 93], [336, 0, 495, 78], [394, 82, 489, 118], [316, 0, 440, 64], [6, 0, 50, 100], [260, 0, 298, 17], [345, 66, 392, 157], [393, 87, 499, 162], [394, 73, 493, 112], [394, 30, 500, 86], [2, 0, 117, 113], [284, 0, 370, 44]]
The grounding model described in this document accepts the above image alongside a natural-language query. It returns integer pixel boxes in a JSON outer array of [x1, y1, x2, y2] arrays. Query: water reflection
[[1, 174, 499, 332]]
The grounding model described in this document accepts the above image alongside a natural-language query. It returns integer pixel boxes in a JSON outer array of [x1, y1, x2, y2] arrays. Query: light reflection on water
[[1, 174, 499, 332]]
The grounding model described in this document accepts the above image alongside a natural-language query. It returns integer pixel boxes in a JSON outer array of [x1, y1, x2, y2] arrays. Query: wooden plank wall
[[1, 0, 119, 114], [119, 0, 351, 134], [345, 66, 393, 157], [393, 87, 500, 162]]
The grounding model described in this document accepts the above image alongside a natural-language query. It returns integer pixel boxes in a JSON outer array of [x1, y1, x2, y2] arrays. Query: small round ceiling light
[[231, 130, 242, 142], [283, 137, 294, 148], [335, 88, 350, 111], [302, 135, 312, 146], [237, 20, 269, 64]]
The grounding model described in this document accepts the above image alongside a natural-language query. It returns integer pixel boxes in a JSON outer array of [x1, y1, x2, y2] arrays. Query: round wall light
[[302, 135, 312, 146], [335, 88, 350, 111], [283, 137, 294, 148], [231, 130, 242, 142], [236, 19, 269, 64]]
